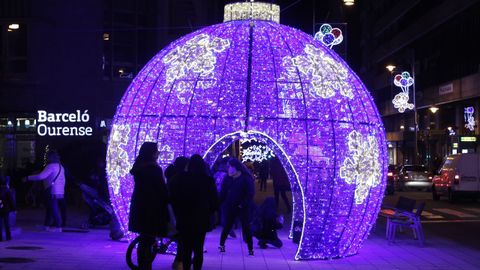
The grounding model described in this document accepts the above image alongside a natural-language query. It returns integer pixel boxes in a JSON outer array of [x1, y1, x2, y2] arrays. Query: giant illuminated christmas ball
[[107, 2, 387, 260]]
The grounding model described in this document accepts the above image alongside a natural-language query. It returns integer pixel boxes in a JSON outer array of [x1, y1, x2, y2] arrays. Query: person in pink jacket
[[24, 150, 66, 231]]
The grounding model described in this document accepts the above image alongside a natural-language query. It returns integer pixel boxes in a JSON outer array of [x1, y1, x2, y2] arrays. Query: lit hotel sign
[[37, 110, 93, 136], [460, 136, 477, 142]]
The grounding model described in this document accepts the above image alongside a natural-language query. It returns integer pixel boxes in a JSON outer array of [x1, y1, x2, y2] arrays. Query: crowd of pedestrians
[[128, 142, 288, 270]]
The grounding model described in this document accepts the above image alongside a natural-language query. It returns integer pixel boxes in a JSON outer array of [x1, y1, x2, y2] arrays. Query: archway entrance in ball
[[202, 130, 306, 248]]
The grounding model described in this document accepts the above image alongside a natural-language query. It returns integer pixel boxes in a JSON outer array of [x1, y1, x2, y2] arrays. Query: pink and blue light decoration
[[106, 3, 387, 260], [392, 71, 415, 113], [464, 107, 475, 131], [314, 23, 343, 49]]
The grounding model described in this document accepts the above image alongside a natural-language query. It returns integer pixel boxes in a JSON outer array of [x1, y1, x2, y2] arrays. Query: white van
[[432, 153, 480, 202]]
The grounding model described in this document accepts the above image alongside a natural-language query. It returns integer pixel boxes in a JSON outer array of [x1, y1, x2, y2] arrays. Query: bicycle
[[126, 235, 177, 270]]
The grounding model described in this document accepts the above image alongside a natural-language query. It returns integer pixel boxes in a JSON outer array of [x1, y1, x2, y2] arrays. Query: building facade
[[0, 0, 220, 172], [359, 0, 480, 170]]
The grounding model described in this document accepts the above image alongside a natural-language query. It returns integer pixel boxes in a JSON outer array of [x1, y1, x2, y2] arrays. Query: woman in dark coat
[[170, 154, 218, 270], [164, 156, 189, 269], [219, 158, 255, 255], [128, 142, 169, 270]]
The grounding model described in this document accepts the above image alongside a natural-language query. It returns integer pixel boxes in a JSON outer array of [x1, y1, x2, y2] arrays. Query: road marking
[[432, 208, 477, 218], [421, 211, 444, 219], [463, 208, 480, 214]]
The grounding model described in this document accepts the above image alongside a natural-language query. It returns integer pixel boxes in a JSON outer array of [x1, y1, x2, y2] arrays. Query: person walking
[[170, 154, 218, 270], [0, 172, 15, 241], [128, 142, 169, 270], [258, 161, 269, 192], [219, 158, 255, 255], [24, 150, 66, 231], [270, 157, 291, 213]]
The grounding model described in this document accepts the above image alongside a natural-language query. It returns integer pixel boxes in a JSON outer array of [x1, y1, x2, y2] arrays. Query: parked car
[[397, 165, 433, 191], [432, 153, 480, 202], [386, 165, 398, 195]]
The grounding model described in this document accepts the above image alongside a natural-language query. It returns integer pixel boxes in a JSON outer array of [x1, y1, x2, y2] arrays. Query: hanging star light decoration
[[392, 71, 415, 113], [464, 107, 475, 131], [340, 131, 382, 204]]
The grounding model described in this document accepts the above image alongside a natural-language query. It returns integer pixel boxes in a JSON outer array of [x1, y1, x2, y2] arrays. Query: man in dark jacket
[[128, 142, 169, 270], [219, 158, 255, 255]]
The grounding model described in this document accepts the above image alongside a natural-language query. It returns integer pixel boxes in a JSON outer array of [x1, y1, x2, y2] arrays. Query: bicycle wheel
[[126, 236, 140, 270], [126, 236, 159, 270]]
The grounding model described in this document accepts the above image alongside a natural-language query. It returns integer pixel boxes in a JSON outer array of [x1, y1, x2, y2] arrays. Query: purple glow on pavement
[[106, 20, 387, 260]]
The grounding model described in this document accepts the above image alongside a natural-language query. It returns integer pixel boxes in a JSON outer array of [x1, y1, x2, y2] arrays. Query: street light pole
[[386, 64, 396, 100], [411, 54, 418, 165]]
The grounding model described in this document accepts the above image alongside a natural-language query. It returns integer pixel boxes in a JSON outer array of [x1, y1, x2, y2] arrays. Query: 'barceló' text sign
[[37, 110, 93, 136]]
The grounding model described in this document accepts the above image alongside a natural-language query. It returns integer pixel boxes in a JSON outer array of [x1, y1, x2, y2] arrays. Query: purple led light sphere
[[107, 18, 387, 260]]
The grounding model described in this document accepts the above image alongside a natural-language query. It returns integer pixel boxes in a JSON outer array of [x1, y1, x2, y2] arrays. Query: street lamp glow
[[8, 24, 19, 30], [429, 106, 439, 114], [386, 65, 396, 73], [343, 0, 355, 6]]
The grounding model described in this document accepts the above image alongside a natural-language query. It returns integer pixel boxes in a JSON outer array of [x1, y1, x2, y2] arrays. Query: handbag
[[45, 164, 62, 191], [165, 204, 177, 238]]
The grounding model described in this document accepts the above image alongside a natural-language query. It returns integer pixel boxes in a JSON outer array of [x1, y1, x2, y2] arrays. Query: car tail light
[[454, 174, 460, 184], [387, 172, 393, 177]]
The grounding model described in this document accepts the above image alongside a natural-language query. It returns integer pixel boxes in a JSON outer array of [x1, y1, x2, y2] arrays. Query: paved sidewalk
[[1, 207, 480, 269]]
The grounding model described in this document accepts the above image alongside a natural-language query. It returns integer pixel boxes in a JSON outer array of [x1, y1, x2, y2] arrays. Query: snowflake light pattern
[[241, 144, 275, 162], [392, 71, 415, 113], [280, 44, 354, 99], [340, 131, 382, 204], [464, 107, 475, 131], [106, 124, 131, 195], [163, 34, 230, 87], [392, 92, 415, 113]]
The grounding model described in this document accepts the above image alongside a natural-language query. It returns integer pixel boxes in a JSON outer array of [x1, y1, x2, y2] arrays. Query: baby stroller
[[78, 183, 123, 240], [79, 183, 112, 226]]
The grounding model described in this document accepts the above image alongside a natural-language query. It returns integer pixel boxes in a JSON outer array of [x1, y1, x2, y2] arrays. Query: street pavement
[[1, 188, 480, 270]]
